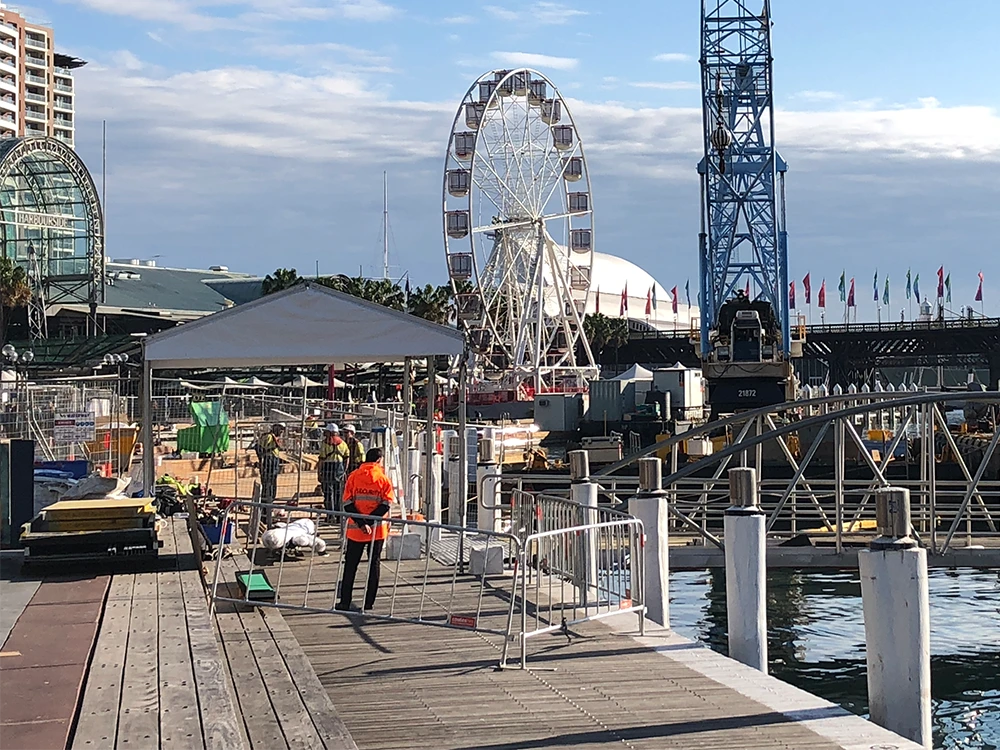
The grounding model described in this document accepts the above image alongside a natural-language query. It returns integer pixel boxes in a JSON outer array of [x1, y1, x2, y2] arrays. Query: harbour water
[[669, 568, 1000, 749]]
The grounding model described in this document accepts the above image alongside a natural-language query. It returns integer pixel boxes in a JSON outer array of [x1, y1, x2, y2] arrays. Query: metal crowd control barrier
[[209, 500, 522, 640], [502, 516, 646, 669]]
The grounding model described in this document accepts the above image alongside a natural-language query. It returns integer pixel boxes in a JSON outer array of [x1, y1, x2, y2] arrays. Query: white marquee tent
[[140, 283, 468, 503]]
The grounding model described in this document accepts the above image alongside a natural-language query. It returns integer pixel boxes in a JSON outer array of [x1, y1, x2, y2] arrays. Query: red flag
[[620, 283, 628, 316], [671, 286, 678, 315], [595, 286, 600, 315], [818, 279, 826, 308], [937, 266, 945, 299], [848, 278, 856, 307], [789, 280, 796, 310], [744, 278, 750, 297], [645, 286, 652, 316], [803, 273, 811, 305], [975, 271, 984, 302]]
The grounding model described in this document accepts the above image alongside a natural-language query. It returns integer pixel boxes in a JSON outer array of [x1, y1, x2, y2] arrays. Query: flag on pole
[[620, 284, 628, 316], [873, 270, 879, 302], [652, 284, 657, 310], [744, 277, 750, 297], [914, 273, 921, 303], [803, 273, 811, 305], [945, 272, 952, 303], [937, 266, 945, 298], [883, 276, 889, 306], [818, 279, 826, 308], [671, 286, 679, 315], [848, 278, 856, 307], [976, 271, 984, 302], [645, 286, 652, 316], [789, 280, 796, 309], [906, 268, 912, 300], [685, 279, 691, 309], [595, 286, 600, 315], [838, 271, 846, 303]]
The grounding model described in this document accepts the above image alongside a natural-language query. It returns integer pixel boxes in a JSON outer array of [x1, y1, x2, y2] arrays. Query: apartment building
[[0, 4, 83, 148]]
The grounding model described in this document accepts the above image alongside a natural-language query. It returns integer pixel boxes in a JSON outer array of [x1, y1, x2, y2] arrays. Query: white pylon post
[[407, 447, 421, 515], [628, 457, 669, 627], [568, 450, 598, 609], [725, 467, 768, 673], [859, 487, 932, 749], [476, 437, 501, 533]]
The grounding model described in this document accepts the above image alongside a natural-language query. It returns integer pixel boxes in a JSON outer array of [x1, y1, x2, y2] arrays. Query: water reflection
[[669, 568, 1000, 749]]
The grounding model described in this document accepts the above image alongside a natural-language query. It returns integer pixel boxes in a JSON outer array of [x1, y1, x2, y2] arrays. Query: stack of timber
[[20, 498, 160, 564]]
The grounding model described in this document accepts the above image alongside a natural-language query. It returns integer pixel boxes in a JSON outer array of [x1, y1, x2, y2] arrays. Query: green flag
[[945, 272, 952, 303], [906, 269, 911, 300], [838, 272, 846, 302]]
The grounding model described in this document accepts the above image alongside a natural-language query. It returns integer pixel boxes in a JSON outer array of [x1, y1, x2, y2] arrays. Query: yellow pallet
[[46, 517, 150, 532], [42, 498, 155, 522]]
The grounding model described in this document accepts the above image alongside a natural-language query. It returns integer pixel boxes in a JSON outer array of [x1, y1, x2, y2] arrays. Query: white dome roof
[[590, 252, 671, 302]]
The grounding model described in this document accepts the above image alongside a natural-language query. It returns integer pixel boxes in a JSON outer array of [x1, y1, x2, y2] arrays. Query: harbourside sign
[[53, 411, 97, 443], [12, 209, 76, 230]]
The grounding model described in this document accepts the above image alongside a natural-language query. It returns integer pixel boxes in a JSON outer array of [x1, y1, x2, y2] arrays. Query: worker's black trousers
[[338, 538, 385, 611], [321, 480, 344, 513], [260, 472, 278, 502]]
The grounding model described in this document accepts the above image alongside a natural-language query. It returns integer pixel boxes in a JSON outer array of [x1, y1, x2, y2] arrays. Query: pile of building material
[[20, 497, 159, 564]]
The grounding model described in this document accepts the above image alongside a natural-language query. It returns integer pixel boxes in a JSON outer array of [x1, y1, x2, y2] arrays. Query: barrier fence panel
[[503, 516, 646, 669], [209, 499, 522, 641]]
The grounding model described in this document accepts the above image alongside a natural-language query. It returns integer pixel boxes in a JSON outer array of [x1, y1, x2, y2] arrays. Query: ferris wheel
[[443, 68, 598, 394]]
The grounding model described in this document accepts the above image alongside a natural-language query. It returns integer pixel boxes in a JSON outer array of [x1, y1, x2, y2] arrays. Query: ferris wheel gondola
[[443, 69, 598, 395]]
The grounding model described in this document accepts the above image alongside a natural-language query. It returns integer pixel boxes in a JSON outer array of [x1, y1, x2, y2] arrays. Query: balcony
[[54, 97, 73, 112], [0, 59, 16, 76], [25, 36, 47, 52], [26, 73, 47, 85], [54, 80, 72, 93], [25, 54, 47, 69], [0, 98, 16, 113], [24, 123, 44, 134], [1, 111, 15, 122], [25, 91, 47, 103], [25, 108, 47, 122], [0, 77, 16, 94], [54, 129, 73, 143], [0, 38, 16, 54]]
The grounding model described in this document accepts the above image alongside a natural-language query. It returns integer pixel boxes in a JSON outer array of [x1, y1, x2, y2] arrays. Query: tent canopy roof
[[142, 283, 466, 369], [612, 364, 654, 382]]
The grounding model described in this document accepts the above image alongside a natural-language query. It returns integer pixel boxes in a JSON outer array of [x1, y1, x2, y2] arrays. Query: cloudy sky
[[45, 0, 1000, 319]]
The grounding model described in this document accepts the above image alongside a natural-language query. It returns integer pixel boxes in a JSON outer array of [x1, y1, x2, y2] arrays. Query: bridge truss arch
[[595, 391, 1000, 557], [0, 136, 105, 339]]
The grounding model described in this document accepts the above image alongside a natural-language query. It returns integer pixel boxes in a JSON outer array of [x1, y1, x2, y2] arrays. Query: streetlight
[[2, 344, 34, 436]]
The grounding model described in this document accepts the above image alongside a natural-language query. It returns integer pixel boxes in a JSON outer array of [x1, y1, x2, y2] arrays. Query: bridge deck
[[237, 542, 921, 750]]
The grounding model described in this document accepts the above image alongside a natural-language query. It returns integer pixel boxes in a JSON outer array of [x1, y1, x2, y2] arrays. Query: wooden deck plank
[[158, 521, 205, 750], [175, 522, 247, 750], [70, 574, 135, 750], [114, 569, 159, 750]]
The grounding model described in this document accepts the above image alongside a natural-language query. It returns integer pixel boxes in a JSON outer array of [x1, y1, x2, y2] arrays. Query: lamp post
[[2, 344, 34, 437], [103, 352, 129, 476]]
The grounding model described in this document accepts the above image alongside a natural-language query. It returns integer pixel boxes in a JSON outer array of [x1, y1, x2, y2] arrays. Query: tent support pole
[[142, 356, 154, 500], [402, 357, 412, 511], [457, 355, 468, 529], [425, 358, 435, 519]]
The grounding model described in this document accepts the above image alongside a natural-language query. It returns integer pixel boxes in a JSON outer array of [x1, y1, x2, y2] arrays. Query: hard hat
[[272, 422, 286, 431], [343, 423, 357, 433], [325, 423, 340, 433]]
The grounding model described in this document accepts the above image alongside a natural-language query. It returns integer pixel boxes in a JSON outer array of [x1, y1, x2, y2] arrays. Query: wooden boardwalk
[[221, 540, 921, 750]]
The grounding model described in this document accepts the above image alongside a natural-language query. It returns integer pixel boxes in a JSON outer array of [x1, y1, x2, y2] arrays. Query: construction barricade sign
[[449, 614, 477, 629], [53, 412, 97, 443]]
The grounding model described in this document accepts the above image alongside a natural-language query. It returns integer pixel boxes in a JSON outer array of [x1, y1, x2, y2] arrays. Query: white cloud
[[442, 14, 474, 24], [794, 90, 841, 102], [491, 51, 578, 71], [629, 81, 699, 91], [484, 2, 586, 25], [653, 52, 692, 63], [146, 31, 164, 44]]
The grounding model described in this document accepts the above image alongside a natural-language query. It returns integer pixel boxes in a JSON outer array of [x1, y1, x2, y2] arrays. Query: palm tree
[[318, 275, 406, 310], [584, 313, 630, 368], [0, 257, 31, 344], [261, 268, 302, 295], [407, 284, 452, 325]]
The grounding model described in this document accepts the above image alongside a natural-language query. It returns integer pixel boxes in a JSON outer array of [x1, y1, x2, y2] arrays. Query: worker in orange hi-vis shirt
[[336, 447, 394, 612]]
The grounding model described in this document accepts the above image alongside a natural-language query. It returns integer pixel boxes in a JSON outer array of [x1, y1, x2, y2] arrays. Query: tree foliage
[[583, 313, 629, 354], [261, 267, 302, 296], [0, 257, 31, 344]]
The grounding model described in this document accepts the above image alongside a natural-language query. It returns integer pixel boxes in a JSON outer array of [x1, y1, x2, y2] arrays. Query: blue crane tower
[[697, 0, 796, 412]]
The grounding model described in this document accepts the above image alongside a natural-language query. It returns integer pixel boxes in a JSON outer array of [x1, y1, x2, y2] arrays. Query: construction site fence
[[208, 497, 645, 668], [0, 374, 126, 471]]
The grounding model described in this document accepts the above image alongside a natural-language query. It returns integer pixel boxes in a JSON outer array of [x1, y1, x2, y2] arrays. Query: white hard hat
[[325, 423, 340, 433], [343, 423, 357, 433]]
